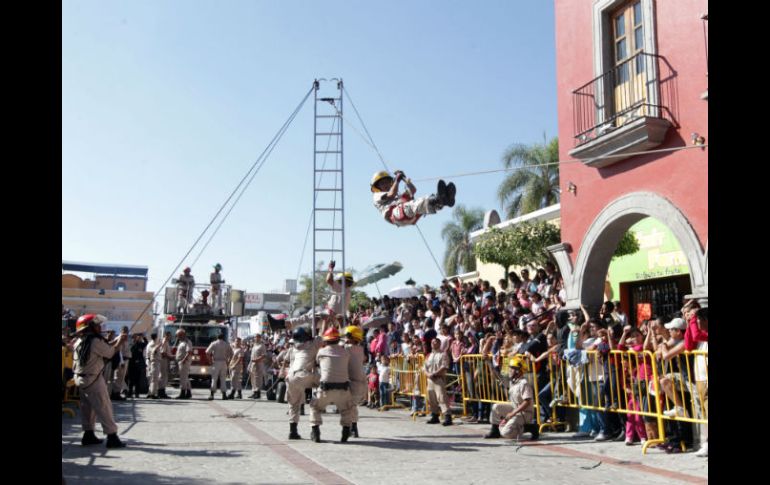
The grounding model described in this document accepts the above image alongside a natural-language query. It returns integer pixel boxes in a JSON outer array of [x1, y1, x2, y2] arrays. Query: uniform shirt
[[250, 342, 267, 370], [327, 279, 352, 315], [146, 339, 162, 363], [178, 274, 195, 295], [424, 351, 449, 381], [289, 337, 322, 373], [373, 192, 396, 219], [210, 271, 223, 291], [160, 339, 170, 360], [176, 338, 192, 363], [230, 347, 244, 370], [206, 339, 233, 362], [73, 336, 116, 387], [508, 375, 534, 412], [345, 344, 367, 384], [119, 336, 131, 359], [316, 343, 351, 383]]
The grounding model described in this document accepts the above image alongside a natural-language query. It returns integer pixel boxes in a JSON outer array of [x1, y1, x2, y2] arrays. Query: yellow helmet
[[336, 272, 354, 285], [344, 325, 363, 342], [370, 171, 393, 192], [509, 355, 529, 373]]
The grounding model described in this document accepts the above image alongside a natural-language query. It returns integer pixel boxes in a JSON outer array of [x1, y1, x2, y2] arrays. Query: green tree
[[474, 220, 561, 279], [441, 205, 485, 276], [497, 136, 560, 219], [613, 230, 641, 259]]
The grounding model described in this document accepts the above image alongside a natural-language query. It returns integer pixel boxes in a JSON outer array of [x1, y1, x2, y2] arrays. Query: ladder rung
[[315, 188, 342, 192], [316, 151, 342, 154], [316, 115, 340, 118], [315, 208, 343, 211], [315, 133, 341, 136], [315, 249, 344, 252], [315, 169, 342, 173], [315, 228, 343, 231]]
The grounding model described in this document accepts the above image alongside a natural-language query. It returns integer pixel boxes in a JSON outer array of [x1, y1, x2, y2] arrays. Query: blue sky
[[62, 0, 557, 300]]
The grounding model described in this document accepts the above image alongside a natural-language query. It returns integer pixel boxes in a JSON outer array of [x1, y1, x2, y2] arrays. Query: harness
[[385, 193, 422, 226]]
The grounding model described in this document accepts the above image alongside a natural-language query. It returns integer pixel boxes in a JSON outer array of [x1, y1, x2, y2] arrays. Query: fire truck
[[162, 281, 244, 386]]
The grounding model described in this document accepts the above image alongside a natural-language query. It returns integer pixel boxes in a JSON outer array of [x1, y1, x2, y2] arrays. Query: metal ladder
[[311, 78, 346, 334]]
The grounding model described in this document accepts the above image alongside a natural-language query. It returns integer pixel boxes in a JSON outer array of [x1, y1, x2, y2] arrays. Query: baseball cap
[[664, 318, 686, 330]]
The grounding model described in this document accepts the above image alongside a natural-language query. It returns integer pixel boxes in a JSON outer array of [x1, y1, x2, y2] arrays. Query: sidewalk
[[62, 389, 708, 484]]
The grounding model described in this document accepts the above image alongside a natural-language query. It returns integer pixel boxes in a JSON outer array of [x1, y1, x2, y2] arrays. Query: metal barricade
[[384, 354, 426, 413], [656, 351, 708, 425]]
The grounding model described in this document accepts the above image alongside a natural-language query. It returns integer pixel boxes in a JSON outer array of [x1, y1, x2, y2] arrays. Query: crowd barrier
[[384, 355, 427, 416]]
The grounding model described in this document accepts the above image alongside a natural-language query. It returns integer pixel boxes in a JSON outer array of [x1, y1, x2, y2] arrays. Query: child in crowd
[[378, 355, 392, 407], [367, 364, 380, 408]]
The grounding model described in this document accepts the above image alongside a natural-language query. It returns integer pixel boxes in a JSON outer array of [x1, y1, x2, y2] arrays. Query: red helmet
[[323, 327, 340, 341], [75, 314, 107, 333]]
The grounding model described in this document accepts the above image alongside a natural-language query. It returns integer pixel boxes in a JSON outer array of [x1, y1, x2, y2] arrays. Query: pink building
[[549, 0, 708, 314]]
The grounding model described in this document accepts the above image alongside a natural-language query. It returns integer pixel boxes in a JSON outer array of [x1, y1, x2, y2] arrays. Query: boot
[[442, 413, 453, 426], [237, 390, 242, 399], [81, 431, 103, 446], [446, 182, 456, 207], [176, 389, 186, 399], [158, 389, 168, 399], [351, 422, 359, 438], [310, 425, 321, 443], [255, 390, 261, 400], [484, 424, 502, 439], [300, 404, 305, 416], [222, 391, 228, 400], [228, 389, 236, 399], [288, 423, 302, 440], [250, 392, 259, 399], [185, 389, 193, 399], [105, 433, 126, 449], [437, 180, 448, 205], [341, 426, 351, 443], [524, 423, 540, 440], [208, 391, 214, 401], [426, 413, 440, 424]]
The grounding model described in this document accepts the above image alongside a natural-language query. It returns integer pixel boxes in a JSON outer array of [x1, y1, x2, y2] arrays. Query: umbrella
[[387, 285, 422, 299], [361, 314, 390, 329], [355, 261, 403, 288]]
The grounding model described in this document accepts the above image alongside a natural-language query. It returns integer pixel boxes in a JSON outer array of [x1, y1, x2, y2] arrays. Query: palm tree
[[497, 135, 560, 219], [441, 205, 484, 276]]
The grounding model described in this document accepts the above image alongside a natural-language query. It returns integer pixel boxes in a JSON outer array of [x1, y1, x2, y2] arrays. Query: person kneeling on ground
[[371, 170, 455, 227], [484, 355, 539, 441]]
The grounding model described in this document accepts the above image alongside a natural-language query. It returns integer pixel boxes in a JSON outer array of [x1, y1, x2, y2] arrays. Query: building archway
[[551, 192, 707, 311]]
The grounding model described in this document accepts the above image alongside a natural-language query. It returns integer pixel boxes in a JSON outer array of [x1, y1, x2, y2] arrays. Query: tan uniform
[[73, 335, 119, 435], [177, 274, 195, 312], [345, 343, 367, 423], [159, 339, 170, 390], [176, 338, 193, 392], [287, 337, 322, 423], [249, 342, 267, 392], [326, 279, 352, 316], [490, 375, 534, 439], [424, 350, 450, 416], [230, 346, 244, 391], [310, 343, 354, 427], [373, 191, 437, 227], [206, 339, 233, 393], [115, 336, 131, 394], [210, 271, 224, 311], [146, 339, 162, 396]]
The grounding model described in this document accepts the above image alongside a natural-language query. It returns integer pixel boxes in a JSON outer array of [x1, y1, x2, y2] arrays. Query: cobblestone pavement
[[62, 389, 708, 484]]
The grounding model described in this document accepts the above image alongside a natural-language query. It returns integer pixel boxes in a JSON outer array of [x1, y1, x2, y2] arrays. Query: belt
[[320, 381, 349, 391]]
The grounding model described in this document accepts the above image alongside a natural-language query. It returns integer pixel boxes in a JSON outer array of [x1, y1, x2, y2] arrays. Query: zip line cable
[[128, 86, 315, 331]]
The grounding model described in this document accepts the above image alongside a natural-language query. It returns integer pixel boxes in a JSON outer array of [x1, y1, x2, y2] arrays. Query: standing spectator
[[145, 333, 161, 399], [367, 364, 379, 408], [157, 331, 171, 399], [127, 334, 146, 398], [377, 355, 392, 407], [228, 338, 244, 399]]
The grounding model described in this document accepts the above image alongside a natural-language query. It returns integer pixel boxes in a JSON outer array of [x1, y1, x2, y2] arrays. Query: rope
[[128, 85, 314, 332], [415, 224, 447, 280], [411, 144, 709, 182]]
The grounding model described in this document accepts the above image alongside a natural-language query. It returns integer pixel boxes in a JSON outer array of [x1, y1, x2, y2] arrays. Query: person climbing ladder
[[371, 170, 455, 227]]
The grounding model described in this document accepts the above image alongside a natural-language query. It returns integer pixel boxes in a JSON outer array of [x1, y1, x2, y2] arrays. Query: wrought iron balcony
[[569, 51, 674, 168]]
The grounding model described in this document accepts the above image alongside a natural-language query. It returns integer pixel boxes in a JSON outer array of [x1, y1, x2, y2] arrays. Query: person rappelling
[[371, 170, 455, 227]]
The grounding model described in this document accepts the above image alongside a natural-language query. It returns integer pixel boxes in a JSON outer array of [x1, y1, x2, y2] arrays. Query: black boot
[[208, 391, 214, 401], [158, 389, 168, 399], [524, 423, 540, 440], [289, 423, 302, 440], [484, 424, 502, 439], [351, 422, 359, 438], [81, 430, 103, 446], [446, 182, 456, 207], [310, 425, 321, 443], [105, 433, 126, 449], [237, 390, 242, 399], [187, 389, 193, 399], [437, 180, 448, 205], [427, 414, 440, 424], [442, 413, 453, 426], [255, 390, 261, 400], [341, 426, 351, 443], [228, 389, 235, 399], [176, 390, 186, 399], [222, 391, 228, 400], [250, 392, 258, 399]]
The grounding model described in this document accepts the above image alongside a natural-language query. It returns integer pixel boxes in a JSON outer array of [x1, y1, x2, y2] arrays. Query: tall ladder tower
[[311, 79, 346, 335]]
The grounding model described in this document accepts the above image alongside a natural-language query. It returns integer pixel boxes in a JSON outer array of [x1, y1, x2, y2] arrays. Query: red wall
[[555, 0, 708, 264]]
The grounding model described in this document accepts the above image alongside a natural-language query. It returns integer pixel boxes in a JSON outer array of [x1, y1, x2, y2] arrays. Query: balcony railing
[[572, 51, 669, 147]]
